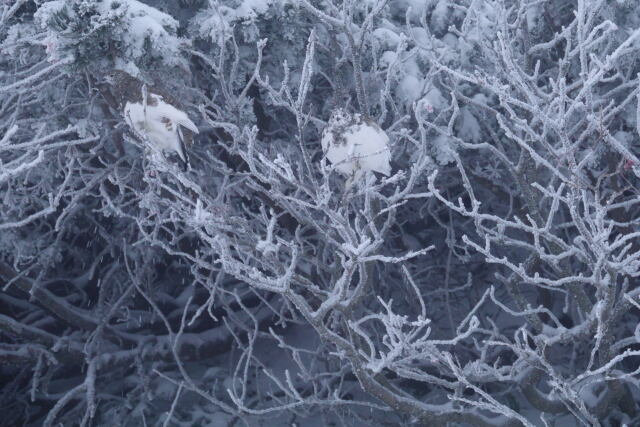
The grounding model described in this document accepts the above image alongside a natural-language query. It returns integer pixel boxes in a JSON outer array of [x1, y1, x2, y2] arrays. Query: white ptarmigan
[[104, 70, 198, 170], [321, 109, 391, 181]]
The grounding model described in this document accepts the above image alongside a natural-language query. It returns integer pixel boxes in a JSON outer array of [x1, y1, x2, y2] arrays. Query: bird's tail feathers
[[176, 127, 190, 170]]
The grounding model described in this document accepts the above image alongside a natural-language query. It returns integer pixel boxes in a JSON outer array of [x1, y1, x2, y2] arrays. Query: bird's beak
[[100, 75, 114, 86]]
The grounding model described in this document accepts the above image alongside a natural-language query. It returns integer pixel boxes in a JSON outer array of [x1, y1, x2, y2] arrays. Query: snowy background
[[1, 0, 640, 425]]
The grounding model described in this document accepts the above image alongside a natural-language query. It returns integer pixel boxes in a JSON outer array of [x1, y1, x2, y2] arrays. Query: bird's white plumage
[[124, 93, 198, 164], [321, 111, 391, 179]]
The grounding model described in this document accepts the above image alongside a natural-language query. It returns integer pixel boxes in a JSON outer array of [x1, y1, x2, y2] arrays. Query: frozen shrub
[[0, 1, 639, 426]]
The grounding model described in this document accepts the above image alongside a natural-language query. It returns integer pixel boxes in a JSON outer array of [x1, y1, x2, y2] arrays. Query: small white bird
[[104, 70, 199, 170], [321, 109, 391, 180]]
